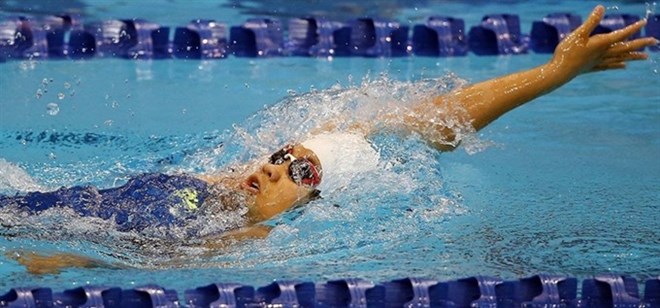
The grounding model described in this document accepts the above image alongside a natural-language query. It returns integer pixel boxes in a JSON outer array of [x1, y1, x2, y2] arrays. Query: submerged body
[[0, 173, 210, 232]]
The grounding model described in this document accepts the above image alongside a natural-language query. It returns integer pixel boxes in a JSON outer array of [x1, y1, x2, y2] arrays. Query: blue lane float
[[530, 13, 582, 53], [496, 274, 577, 307], [2, 274, 660, 307], [1, 12, 657, 61], [412, 16, 468, 57], [43, 14, 82, 58], [173, 20, 227, 59], [284, 17, 352, 57], [0, 16, 45, 60], [229, 18, 284, 57], [348, 18, 409, 57], [123, 19, 170, 60], [646, 14, 659, 52], [646, 277, 660, 307], [468, 14, 528, 55]]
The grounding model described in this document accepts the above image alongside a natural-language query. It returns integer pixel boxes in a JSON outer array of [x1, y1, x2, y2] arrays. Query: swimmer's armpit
[[8, 250, 122, 275]]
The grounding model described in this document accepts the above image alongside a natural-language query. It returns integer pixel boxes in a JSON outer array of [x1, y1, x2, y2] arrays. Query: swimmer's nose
[[262, 164, 282, 182]]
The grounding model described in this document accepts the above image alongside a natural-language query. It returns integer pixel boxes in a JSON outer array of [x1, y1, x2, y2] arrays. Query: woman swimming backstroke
[[1, 5, 657, 274]]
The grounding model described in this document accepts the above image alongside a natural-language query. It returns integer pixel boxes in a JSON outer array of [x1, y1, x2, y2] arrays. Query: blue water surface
[[0, 0, 659, 292]]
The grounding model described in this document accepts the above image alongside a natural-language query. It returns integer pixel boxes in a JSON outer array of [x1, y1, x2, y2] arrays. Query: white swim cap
[[301, 132, 379, 194]]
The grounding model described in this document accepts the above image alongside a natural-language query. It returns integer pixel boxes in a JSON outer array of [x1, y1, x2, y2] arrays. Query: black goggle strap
[[269, 145, 294, 164]]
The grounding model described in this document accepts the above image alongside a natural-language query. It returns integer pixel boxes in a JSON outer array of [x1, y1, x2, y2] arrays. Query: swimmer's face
[[241, 144, 321, 222]]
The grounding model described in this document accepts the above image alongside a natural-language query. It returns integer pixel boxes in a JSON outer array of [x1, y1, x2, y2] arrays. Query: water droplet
[[69, 89, 76, 97], [35, 89, 43, 99], [58, 93, 65, 100], [64, 82, 71, 89], [48, 152, 57, 160], [287, 89, 297, 96], [46, 103, 59, 115], [244, 83, 250, 88], [104, 120, 113, 126], [111, 100, 120, 108], [126, 93, 131, 99], [105, 94, 110, 100], [42, 78, 48, 85]]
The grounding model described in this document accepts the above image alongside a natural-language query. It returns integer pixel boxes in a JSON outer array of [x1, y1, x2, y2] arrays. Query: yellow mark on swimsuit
[[174, 188, 199, 211]]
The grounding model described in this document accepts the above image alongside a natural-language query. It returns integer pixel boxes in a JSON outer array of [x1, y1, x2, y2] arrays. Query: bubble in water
[[111, 101, 120, 108], [58, 93, 65, 100], [105, 94, 110, 100], [42, 78, 49, 85], [244, 83, 250, 89], [64, 82, 71, 89], [46, 103, 59, 115], [19, 60, 36, 71], [48, 152, 57, 160], [35, 89, 43, 99], [104, 120, 113, 126], [69, 89, 76, 97]]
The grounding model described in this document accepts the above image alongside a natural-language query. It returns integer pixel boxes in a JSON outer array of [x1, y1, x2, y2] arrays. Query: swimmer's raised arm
[[409, 5, 657, 151]]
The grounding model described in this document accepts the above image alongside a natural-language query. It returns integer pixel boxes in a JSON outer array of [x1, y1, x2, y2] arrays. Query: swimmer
[[2, 5, 658, 274]]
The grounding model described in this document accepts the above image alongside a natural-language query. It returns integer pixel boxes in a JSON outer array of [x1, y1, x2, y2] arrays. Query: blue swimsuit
[[0, 173, 210, 232]]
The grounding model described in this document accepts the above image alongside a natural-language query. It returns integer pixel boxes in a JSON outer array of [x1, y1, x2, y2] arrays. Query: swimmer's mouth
[[242, 175, 260, 194]]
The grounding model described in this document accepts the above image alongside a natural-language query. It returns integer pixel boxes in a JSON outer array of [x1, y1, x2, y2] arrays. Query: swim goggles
[[269, 145, 321, 187]]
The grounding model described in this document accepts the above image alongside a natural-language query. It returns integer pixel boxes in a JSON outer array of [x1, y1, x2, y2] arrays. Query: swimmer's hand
[[550, 5, 657, 77], [8, 250, 114, 275]]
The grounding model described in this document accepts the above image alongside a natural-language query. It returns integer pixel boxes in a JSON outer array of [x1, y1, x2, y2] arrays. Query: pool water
[[1, 0, 659, 292]]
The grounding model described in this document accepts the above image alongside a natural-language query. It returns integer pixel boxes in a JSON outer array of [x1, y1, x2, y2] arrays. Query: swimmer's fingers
[[590, 62, 627, 72], [602, 51, 648, 63], [596, 19, 647, 46], [606, 37, 659, 55], [586, 51, 648, 73], [576, 5, 605, 38]]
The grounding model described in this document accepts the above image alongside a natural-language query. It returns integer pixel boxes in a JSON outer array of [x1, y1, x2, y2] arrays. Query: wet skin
[[241, 144, 322, 223]]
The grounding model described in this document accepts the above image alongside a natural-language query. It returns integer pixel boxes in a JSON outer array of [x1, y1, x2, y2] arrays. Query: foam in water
[[0, 159, 45, 193]]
